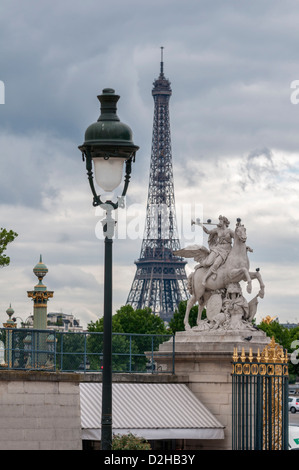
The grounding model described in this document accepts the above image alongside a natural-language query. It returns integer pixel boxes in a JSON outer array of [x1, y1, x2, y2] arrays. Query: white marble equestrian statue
[[174, 217, 265, 330]]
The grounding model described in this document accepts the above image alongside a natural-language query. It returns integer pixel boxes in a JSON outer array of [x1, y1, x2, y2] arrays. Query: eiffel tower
[[126, 49, 189, 322]]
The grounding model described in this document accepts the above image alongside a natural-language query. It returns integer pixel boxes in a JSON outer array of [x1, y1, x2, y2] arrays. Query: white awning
[[80, 382, 225, 441]]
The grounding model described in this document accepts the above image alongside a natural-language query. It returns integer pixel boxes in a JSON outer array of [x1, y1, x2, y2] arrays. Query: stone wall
[[0, 371, 82, 450], [175, 353, 233, 450]]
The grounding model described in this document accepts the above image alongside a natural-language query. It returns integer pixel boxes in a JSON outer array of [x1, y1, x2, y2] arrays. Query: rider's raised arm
[[202, 225, 215, 235], [201, 223, 220, 235]]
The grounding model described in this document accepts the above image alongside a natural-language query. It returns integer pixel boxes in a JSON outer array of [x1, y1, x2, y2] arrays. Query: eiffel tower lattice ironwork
[[126, 49, 189, 322]]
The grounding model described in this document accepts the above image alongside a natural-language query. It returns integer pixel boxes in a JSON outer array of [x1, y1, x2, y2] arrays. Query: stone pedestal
[[155, 328, 270, 450]]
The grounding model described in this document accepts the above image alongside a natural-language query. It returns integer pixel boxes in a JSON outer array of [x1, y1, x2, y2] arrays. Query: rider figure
[[199, 215, 234, 286]]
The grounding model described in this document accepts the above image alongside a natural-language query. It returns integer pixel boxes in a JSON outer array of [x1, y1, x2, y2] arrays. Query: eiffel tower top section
[[152, 47, 172, 99], [141, 47, 180, 254]]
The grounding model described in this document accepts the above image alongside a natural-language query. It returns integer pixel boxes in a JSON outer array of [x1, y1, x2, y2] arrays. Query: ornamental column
[[27, 255, 54, 368], [27, 255, 54, 329], [3, 304, 16, 368]]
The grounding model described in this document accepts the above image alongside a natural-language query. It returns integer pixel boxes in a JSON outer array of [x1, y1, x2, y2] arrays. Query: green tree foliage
[[258, 320, 292, 349], [88, 304, 169, 335], [0, 228, 18, 267], [112, 433, 151, 450], [56, 332, 85, 371], [87, 332, 141, 372], [258, 320, 299, 382], [169, 300, 206, 333], [87, 305, 171, 372]]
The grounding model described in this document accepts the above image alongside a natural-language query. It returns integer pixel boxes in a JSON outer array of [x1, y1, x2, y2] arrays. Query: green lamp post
[[79, 88, 139, 450]]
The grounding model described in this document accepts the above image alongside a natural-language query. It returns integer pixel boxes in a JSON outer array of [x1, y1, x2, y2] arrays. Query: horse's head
[[235, 223, 247, 243]]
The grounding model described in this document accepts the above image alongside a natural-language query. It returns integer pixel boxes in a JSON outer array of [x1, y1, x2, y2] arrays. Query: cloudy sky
[[1, 0, 299, 328]]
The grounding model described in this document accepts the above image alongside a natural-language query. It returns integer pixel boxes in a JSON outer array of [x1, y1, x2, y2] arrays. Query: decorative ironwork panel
[[126, 51, 189, 322], [0, 328, 175, 374], [232, 337, 289, 450]]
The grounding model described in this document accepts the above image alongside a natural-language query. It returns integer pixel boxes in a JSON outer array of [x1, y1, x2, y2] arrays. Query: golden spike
[[232, 347, 239, 362], [241, 347, 246, 363], [273, 343, 277, 363], [249, 348, 253, 363], [264, 346, 269, 362], [257, 348, 261, 363]]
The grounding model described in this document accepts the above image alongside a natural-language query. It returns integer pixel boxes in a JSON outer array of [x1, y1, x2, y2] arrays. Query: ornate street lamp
[[79, 88, 139, 450]]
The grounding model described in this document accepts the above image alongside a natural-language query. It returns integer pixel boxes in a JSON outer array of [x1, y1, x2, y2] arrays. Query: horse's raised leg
[[241, 268, 253, 293], [246, 280, 252, 294], [249, 269, 265, 298], [184, 295, 196, 330], [196, 301, 204, 325], [230, 267, 252, 293]]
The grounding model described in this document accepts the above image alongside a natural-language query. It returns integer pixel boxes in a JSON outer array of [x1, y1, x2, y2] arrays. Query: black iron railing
[[0, 328, 174, 374]]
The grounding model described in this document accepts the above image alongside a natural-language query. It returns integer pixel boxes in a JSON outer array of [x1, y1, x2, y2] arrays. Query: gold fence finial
[[273, 344, 277, 363], [257, 348, 261, 362], [233, 347, 239, 362], [249, 348, 253, 363], [261, 336, 286, 364], [241, 347, 246, 362]]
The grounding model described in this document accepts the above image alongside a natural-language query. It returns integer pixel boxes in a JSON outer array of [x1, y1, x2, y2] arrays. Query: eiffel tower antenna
[[160, 46, 164, 76], [126, 49, 189, 322]]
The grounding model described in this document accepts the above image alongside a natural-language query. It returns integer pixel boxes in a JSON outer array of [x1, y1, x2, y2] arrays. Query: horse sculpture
[[174, 221, 265, 330]]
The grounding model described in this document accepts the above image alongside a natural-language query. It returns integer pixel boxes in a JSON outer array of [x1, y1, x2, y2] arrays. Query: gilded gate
[[232, 337, 289, 450]]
